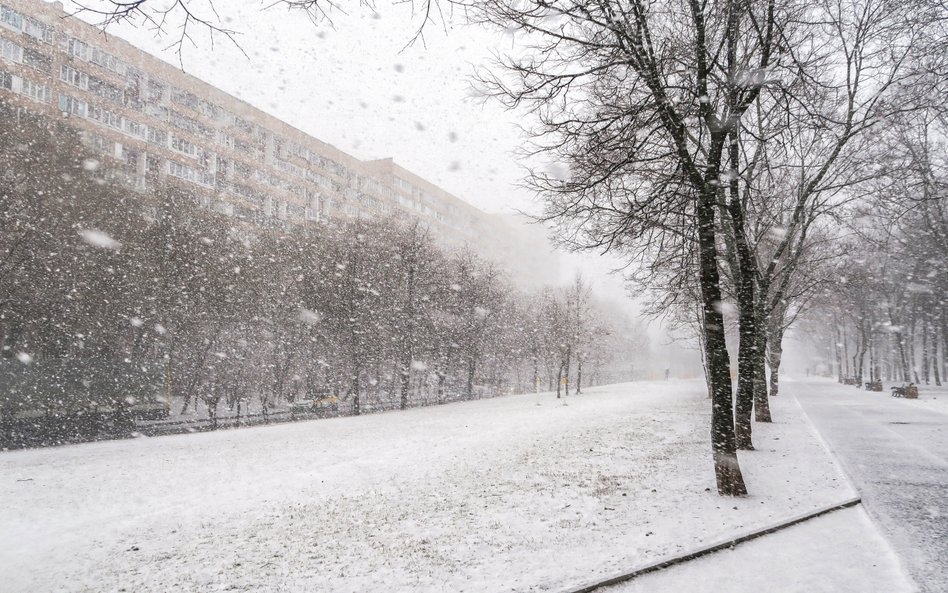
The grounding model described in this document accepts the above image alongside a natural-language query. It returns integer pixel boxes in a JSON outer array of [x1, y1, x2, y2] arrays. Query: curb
[[559, 496, 862, 593]]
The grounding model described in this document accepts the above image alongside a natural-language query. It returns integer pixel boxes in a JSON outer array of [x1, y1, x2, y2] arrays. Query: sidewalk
[[793, 379, 948, 592], [604, 505, 913, 593]]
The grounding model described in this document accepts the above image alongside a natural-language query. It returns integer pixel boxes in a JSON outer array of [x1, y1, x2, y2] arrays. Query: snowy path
[[2, 381, 854, 593], [792, 379, 948, 593], [605, 505, 912, 593]]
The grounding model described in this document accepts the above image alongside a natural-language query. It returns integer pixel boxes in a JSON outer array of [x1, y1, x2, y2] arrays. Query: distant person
[[664, 368, 670, 381]]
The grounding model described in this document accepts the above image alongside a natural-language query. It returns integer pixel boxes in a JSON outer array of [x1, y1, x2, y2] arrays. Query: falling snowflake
[[79, 229, 121, 250], [298, 308, 322, 325]]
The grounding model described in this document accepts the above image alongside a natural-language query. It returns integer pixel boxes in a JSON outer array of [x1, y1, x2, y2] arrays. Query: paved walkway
[[792, 380, 948, 593]]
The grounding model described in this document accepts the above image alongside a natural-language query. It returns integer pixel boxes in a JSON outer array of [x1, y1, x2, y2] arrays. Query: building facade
[[0, 0, 558, 284]]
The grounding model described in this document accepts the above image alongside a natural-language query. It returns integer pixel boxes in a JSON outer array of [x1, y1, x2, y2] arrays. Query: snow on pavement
[[605, 505, 913, 593], [1, 380, 861, 592], [793, 379, 948, 593]]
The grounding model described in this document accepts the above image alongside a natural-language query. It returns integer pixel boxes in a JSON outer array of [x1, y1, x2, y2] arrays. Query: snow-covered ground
[[0, 380, 884, 593]]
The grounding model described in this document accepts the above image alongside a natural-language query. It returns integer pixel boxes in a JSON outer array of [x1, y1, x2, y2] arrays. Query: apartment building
[[0, 0, 558, 284]]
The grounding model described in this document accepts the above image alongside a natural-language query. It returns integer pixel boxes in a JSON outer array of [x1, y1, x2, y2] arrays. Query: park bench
[[890, 384, 918, 399], [291, 394, 340, 414]]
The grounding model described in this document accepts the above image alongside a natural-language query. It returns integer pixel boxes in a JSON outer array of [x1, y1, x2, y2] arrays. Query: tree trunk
[[576, 357, 583, 394], [696, 313, 713, 398], [728, 131, 757, 448], [842, 326, 850, 380], [533, 357, 540, 394], [351, 369, 361, 416], [895, 330, 910, 383], [181, 334, 217, 415], [466, 356, 476, 400], [909, 314, 920, 384], [855, 319, 868, 386], [556, 362, 563, 399], [932, 320, 942, 386], [834, 324, 844, 383], [564, 345, 572, 396], [698, 182, 746, 496], [399, 256, 417, 410], [399, 355, 411, 410], [753, 320, 772, 420], [767, 327, 784, 398]]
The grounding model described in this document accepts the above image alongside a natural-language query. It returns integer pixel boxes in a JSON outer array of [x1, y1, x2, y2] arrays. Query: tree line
[[0, 105, 642, 447], [29, 0, 948, 494], [805, 104, 948, 388]]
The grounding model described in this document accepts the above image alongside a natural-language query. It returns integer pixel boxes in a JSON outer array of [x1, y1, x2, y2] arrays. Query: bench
[[890, 384, 918, 399]]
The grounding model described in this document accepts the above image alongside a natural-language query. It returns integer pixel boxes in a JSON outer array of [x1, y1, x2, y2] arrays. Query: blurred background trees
[[0, 104, 643, 447]]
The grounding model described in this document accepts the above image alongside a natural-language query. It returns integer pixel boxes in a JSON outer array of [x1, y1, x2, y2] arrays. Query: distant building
[[0, 0, 559, 285]]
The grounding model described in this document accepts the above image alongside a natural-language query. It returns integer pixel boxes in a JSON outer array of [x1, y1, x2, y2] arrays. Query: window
[[58, 93, 87, 117], [145, 103, 168, 120], [232, 115, 254, 135], [60, 65, 88, 90], [21, 77, 50, 102], [146, 78, 164, 102], [171, 110, 211, 137], [0, 5, 22, 30], [169, 160, 189, 180], [287, 203, 305, 221], [81, 131, 114, 155], [145, 155, 162, 175], [199, 100, 220, 119], [22, 48, 51, 73], [88, 76, 123, 103], [0, 37, 21, 63], [217, 131, 235, 148], [89, 105, 122, 129], [123, 118, 145, 138], [171, 135, 198, 157], [234, 160, 252, 176], [125, 69, 142, 89], [147, 127, 167, 147], [275, 158, 304, 178], [171, 87, 200, 109], [122, 147, 139, 167], [169, 160, 213, 186], [66, 37, 89, 60], [90, 47, 124, 74], [23, 18, 53, 43]]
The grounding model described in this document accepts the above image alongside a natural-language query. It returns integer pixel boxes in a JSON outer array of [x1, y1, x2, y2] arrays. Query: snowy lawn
[[1, 380, 857, 593]]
